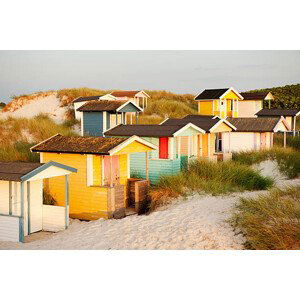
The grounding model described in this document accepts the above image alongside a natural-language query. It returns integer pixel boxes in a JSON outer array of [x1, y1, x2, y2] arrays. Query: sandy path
[[1, 177, 299, 250]]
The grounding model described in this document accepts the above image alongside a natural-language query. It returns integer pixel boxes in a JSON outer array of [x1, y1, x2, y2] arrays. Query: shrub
[[150, 159, 273, 209], [232, 147, 300, 179], [230, 186, 300, 250]]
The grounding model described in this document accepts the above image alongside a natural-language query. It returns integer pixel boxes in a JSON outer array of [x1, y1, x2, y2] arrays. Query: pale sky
[[1, 50, 300, 103]]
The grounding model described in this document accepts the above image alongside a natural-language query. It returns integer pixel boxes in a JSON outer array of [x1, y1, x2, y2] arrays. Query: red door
[[159, 137, 169, 159]]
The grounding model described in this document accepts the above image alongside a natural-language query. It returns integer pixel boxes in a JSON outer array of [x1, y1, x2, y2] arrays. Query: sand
[[1, 161, 299, 250], [0, 92, 67, 123]]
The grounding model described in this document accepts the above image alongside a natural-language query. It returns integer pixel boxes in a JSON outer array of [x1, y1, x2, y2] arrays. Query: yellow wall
[[42, 152, 110, 219], [114, 140, 153, 155], [221, 90, 241, 100], [198, 101, 213, 115], [210, 121, 233, 133]]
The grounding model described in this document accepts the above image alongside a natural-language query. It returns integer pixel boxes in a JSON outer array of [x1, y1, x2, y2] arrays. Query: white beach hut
[[0, 161, 77, 242]]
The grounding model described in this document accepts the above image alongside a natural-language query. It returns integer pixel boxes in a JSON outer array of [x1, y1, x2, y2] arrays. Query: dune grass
[[230, 186, 300, 250], [232, 147, 300, 179], [0, 114, 77, 162], [149, 159, 273, 209], [274, 133, 300, 150]]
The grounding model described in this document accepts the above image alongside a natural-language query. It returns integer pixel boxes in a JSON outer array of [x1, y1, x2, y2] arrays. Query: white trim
[[177, 136, 181, 157], [159, 118, 169, 125], [108, 135, 157, 155], [127, 154, 130, 178], [219, 87, 244, 100], [273, 116, 291, 132], [169, 137, 174, 160], [209, 119, 237, 132], [103, 111, 107, 132], [86, 155, 93, 186], [116, 100, 143, 112], [173, 122, 206, 136], [101, 157, 104, 186]]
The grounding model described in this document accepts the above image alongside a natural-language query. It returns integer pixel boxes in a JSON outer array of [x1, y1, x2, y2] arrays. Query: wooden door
[[159, 137, 169, 159], [260, 133, 267, 149], [103, 156, 120, 186]]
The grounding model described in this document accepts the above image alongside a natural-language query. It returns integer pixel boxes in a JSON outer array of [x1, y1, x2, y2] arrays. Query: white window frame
[[86, 155, 93, 186]]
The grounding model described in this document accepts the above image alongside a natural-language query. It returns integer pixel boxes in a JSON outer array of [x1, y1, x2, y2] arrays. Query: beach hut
[[0, 161, 77, 242], [77, 100, 143, 136], [31, 134, 157, 220], [223, 117, 291, 151], [73, 94, 117, 120], [109, 90, 150, 110], [239, 92, 274, 117], [256, 109, 299, 134], [105, 118, 235, 184], [195, 87, 243, 118]]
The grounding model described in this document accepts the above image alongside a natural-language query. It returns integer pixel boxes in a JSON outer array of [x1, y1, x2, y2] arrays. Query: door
[[260, 133, 267, 149], [28, 180, 43, 234], [103, 156, 120, 186], [159, 137, 169, 159]]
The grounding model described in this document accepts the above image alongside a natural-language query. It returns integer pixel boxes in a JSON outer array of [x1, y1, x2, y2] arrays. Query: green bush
[[230, 186, 300, 250]]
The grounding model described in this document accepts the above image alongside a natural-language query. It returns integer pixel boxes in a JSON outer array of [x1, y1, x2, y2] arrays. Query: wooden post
[[9, 181, 12, 216], [199, 134, 203, 158], [136, 112, 139, 124], [130, 113, 133, 125], [27, 181, 31, 235], [145, 152, 149, 181], [65, 175, 69, 229], [20, 181, 25, 243], [208, 133, 211, 158], [110, 156, 113, 187], [177, 136, 181, 158], [228, 131, 231, 153], [293, 117, 296, 136], [283, 131, 287, 148], [116, 112, 118, 125]]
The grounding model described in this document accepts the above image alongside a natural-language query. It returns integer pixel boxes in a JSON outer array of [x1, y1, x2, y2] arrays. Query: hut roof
[[31, 134, 128, 155]]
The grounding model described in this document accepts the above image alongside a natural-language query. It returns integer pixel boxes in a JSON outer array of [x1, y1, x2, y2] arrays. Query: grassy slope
[[231, 186, 300, 250], [0, 114, 76, 162]]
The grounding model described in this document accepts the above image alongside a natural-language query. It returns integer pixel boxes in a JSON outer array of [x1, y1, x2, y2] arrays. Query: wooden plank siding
[[82, 111, 103, 136], [42, 152, 110, 219]]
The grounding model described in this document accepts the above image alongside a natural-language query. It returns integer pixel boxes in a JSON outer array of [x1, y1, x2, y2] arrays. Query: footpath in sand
[[1, 161, 299, 250]]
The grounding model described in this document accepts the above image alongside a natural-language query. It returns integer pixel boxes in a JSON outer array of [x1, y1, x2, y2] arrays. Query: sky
[[0, 50, 300, 103]]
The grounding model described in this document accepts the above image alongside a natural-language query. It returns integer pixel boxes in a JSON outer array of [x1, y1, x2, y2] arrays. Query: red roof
[[110, 91, 141, 98]]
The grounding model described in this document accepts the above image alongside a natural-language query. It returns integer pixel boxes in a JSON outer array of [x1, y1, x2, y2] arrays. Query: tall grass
[[57, 87, 111, 106], [232, 147, 300, 179], [230, 186, 300, 250], [150, 159, 273, 209], [0, 114, 77, 162], [274, 133, 300, 150]]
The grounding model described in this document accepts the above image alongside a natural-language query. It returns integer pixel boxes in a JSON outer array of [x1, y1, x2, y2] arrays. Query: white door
[[28, 180, 43, 233]]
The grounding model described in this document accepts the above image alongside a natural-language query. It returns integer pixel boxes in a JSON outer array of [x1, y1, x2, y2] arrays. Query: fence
[[42, 205, 67, 232], [0, 214, 21, 242]]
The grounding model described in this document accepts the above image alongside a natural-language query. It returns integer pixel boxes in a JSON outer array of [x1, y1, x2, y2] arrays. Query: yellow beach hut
[[31, 134, 157, 220]]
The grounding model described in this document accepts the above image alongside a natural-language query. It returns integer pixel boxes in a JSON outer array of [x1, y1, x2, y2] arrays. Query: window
[[159, 137, 169, 159], [215, 133, 223, 153]]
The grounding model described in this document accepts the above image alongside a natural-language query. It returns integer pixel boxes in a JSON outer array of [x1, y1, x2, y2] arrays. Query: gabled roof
[[105, 124, 188, 137], [227, 117, 288, 132], [195, 87, 243, 101], [31, 134, 128, 155], [77, 100, 142, 112], [195, 88, 229, 100], [110, 90, 149, 98], [240, 92, 271, 100], [31, 134, 155, 155], [180, 115, 236, 132], [0, 161, 77, 182], [256, 108, 300, 117], [73, 95, 104, 103]]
